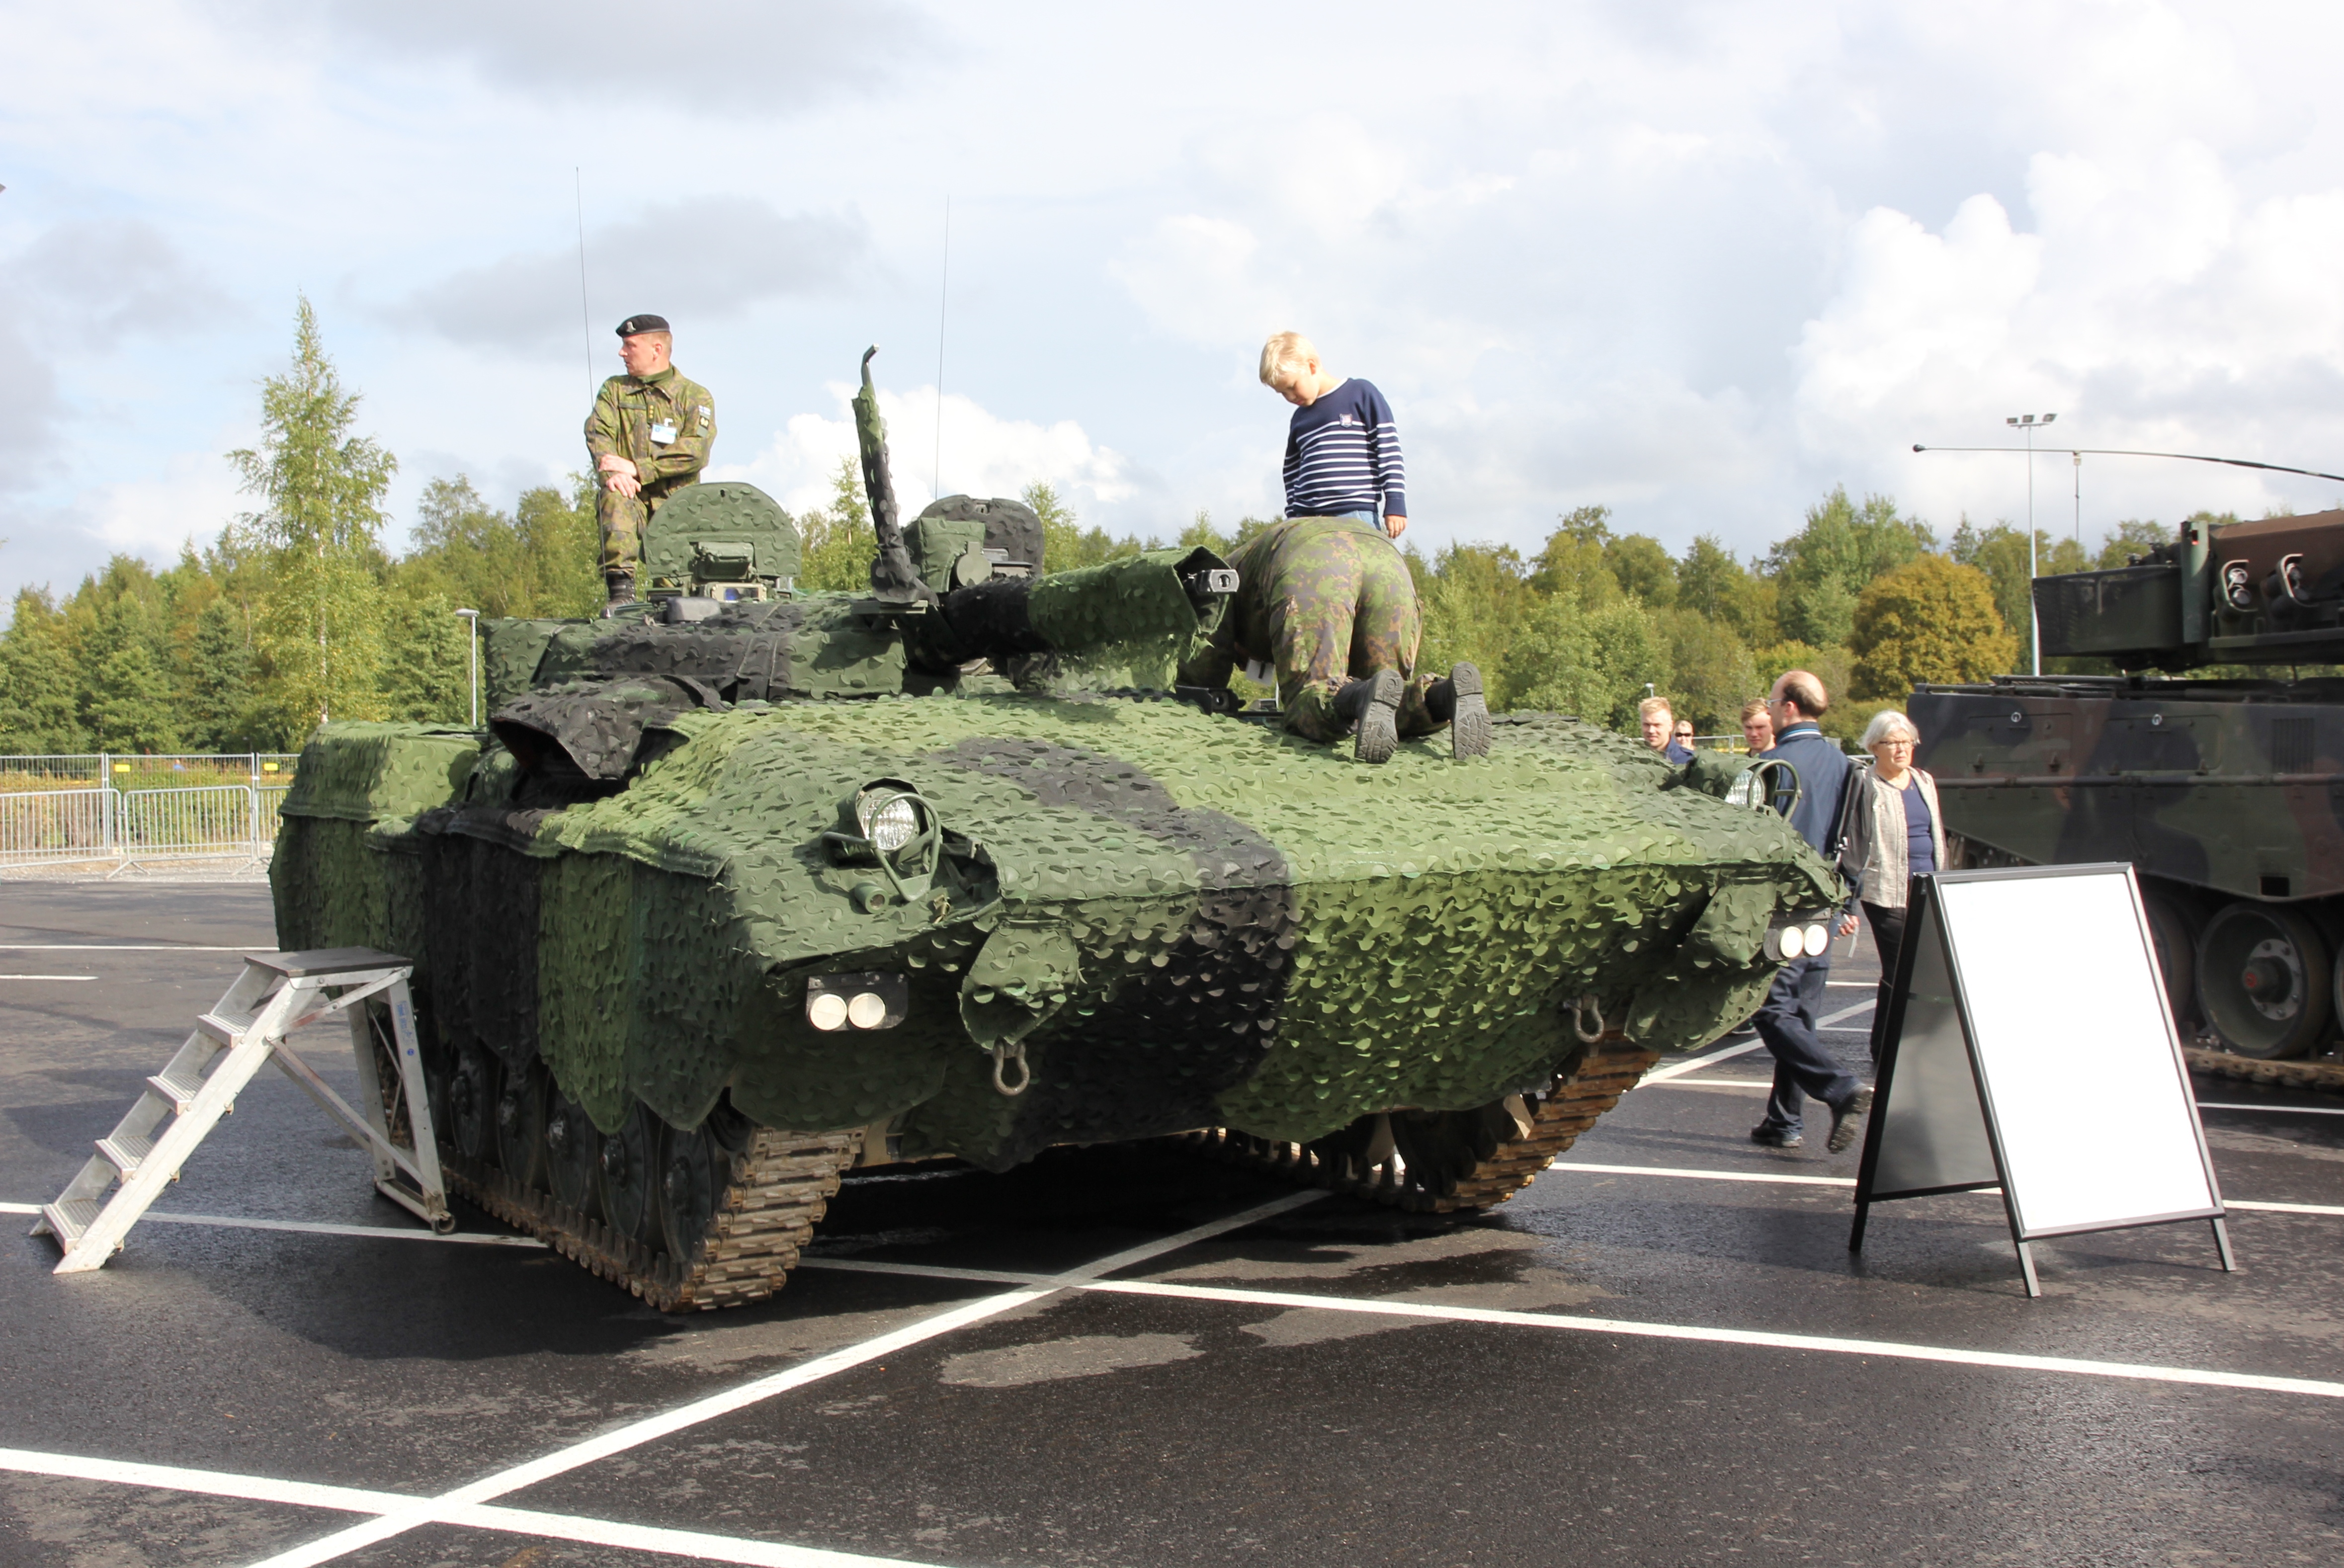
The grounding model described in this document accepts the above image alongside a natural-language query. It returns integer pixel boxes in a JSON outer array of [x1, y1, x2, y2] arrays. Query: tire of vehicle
[[447, 1042, 499, 1165], [2142, 891, 2200, 1029], [2197, 901, 2332, 1060], [596, 1099, 663, 1248], [495, 1057, 551, 1192], [543, 1086, 602, 1220]]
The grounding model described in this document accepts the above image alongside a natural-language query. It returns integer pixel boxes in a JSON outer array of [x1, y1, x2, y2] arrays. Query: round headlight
[[1802, 922, 1830, 955], [808, 992, 849, 1031], [1777, 924, 1806, 960], [864, 794, 919, 853], [846, 991, 888, 1029]]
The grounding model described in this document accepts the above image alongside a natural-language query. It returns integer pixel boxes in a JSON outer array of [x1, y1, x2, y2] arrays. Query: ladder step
[[146, 1072, 205, 1114], [96, 1134, 158, 1177], [197, 1008, 264, 1046], [39, 1198, 102, 1244]]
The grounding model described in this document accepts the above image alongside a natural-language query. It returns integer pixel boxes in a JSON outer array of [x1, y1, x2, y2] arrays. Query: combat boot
[[601, 571, 638, 617], [1423, 662, 1491, 759], [1332, 669, 1405, 763]]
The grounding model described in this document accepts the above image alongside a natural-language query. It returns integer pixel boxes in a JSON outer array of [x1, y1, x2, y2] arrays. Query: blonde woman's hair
[[1861, 709, 1920, 749], [1259, 331, 1320, 387]]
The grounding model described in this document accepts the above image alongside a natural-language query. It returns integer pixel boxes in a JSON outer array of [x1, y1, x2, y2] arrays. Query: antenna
[[575, 168, 594, 402], [934, 195, 950, 500]]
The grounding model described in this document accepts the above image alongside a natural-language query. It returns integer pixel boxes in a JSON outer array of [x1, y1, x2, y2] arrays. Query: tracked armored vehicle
[[1914, 508, 2344, 1083], [270, 352, 1843, 1310]]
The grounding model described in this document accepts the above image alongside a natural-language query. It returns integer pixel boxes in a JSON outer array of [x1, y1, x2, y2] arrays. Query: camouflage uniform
[[1177, 515, 1442, 743], [584, 367, 716, 575]]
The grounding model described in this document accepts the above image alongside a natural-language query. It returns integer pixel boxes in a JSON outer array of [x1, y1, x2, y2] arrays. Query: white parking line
[[0, 975, 95, 981], [237, 1188, 1323, 1568], [792, 1257, 2344, 1401], [0, 1448, 937, 1568], [1541, 1160, 2344, 1216], [2199, 1101, 2344, 1117], [0, 944, 280, 951]]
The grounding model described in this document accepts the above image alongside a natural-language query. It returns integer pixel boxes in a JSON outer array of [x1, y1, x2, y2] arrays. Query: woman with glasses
[[1836, 709, 1945, 1063]]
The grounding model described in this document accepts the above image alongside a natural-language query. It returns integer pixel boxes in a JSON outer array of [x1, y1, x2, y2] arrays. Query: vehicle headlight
[[861, 792, 920, 853]]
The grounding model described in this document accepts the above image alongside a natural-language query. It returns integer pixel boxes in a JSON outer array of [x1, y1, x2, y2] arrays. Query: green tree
[[0, 587, 89, 752], [1511, 598, 1673, 731], [379, 592, 471, 723], [1023, 481, 1147, 572], [797, 456, 876, 591], [2096, 518, 2172, 570], [1528, 507, 1625, 611], [230, 296, 396, 742], [1604, 533, 1678, 607], [1415, 543, 1543, 708], [1767, 487, 1934, 648], [84, 595, 180, 751], [1678, 534, 1779, 646], [1656, 608, 1755, 732], [182, 597, 257, 750], [1850, 556, 2019, 699]]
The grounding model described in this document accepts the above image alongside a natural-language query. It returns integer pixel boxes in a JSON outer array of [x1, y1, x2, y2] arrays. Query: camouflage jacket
[[585, 367, 716, 498], [1199, 514, 1396, 667]]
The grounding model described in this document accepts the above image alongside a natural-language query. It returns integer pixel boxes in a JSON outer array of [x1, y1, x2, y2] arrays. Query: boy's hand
[[1384, 514, 1408, 540]]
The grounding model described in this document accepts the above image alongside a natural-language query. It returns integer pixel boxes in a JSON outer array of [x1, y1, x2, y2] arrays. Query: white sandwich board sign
[[1848, 862, 2233, 1296]]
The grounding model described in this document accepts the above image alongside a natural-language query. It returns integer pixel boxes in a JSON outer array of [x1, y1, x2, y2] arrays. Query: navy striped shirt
[[1282, 379, 1407, 519]]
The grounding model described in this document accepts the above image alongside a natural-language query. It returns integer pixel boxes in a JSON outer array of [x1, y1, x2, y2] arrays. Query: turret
[[2039, 508, 2344, 668]]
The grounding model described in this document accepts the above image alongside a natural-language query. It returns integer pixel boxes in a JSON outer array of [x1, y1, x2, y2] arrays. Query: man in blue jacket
[[1751, 670, 1873, 1153]]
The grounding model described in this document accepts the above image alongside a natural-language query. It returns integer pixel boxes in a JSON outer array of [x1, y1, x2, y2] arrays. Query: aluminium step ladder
[[33, 947, 452, 1273]]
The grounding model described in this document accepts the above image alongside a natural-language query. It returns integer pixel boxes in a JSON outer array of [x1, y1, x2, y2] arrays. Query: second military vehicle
[[1914, 507, 2344, 1073]]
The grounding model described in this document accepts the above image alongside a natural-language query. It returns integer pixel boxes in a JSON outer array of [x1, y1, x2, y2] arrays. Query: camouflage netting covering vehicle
[[270, 352, 1842, 1310]]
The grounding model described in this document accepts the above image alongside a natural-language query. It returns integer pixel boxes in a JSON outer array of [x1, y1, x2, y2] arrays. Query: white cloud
[[401, 199, 872, 353], [718, 382, 1135, 522]]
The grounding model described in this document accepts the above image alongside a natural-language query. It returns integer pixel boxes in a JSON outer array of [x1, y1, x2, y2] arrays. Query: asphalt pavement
[[2, 884, 2341, 1567]]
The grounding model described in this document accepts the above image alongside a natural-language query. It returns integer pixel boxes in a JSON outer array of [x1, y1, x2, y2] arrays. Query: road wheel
[[597, 1100, 662, 1248], [543, 1087, 602, 1219], [2198, 902, 2331, 1059], [495, 1057, 549, 1191], [657, 1120, 723, 1264], [2142, 892, 2199, 1028], [447, 1042, 499, 1165]]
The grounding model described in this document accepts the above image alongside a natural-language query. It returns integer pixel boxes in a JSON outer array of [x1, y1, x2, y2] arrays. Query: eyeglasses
[[1877, 738, 1916, 749]]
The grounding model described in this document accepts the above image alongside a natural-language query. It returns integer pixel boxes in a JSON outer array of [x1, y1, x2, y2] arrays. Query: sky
[[6, 0, 2344, 617]]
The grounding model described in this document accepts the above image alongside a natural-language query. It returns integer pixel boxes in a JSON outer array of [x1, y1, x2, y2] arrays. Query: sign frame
[[1847, 862, 2234, 1297]]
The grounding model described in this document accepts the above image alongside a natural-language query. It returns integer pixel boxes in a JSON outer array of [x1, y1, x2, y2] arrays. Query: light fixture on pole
[[2006, 413, 2057, 675], [454, 608, 481, 729]]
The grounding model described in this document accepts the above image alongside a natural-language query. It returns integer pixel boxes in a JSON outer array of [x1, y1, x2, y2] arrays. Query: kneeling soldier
[[1176, 514, 1489, 762]]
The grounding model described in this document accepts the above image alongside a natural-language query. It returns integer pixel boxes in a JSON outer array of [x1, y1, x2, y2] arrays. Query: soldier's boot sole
[[1448, 662, 1491, 759], [1353, 669, 1404, 764]]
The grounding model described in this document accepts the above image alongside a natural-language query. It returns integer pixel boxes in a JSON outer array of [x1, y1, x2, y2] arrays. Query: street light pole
[[454, 609, 481, 729], [2006, 413, 2057, 675]]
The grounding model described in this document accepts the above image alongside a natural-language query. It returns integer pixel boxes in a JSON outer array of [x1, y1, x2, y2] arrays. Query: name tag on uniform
[[649, 420, 677, 444], [1244, 658, 1272, 684]]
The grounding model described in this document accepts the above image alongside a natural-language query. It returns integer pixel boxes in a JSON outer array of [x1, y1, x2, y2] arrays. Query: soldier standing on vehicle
[[585, 314, 715, 612]]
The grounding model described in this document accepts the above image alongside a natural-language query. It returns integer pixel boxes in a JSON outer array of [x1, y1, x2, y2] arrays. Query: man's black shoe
[[1750, 1125, 1803, 1149], [1827, 1087, 1874, 1154]]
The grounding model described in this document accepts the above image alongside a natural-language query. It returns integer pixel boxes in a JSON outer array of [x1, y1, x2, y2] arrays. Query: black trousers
[[1755, 954, 1862, 1135], [1861, 901, 1909, 1064]]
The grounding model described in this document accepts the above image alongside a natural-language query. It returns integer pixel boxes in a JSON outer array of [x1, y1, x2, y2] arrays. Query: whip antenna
[[575, 168, 594, 402], [934, 195, 950, 499]]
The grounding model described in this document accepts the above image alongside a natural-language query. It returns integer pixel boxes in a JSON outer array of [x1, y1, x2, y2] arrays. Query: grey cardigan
[[1837, 766, 1946, 909]]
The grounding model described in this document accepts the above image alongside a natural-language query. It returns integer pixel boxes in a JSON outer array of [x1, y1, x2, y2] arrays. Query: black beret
[[615, 313, 670, 337]]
